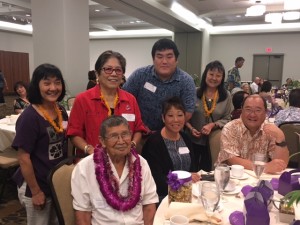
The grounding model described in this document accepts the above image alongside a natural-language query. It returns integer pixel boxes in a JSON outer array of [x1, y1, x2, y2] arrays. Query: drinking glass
[[200, 182, 220, 225], [252, 153, 267, 184], [214, 163, 230, 202]]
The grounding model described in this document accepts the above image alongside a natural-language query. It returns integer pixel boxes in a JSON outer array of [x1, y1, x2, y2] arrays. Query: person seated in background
[[86, 70, 97, 90], [259, 80, 280, 109], [275, 88, 300, 126], [71, 115, 158, 225], [13, 81, 30, 114], [216, 95, 289, 174], [67, 50, 147, 157], [231, 91, 249, 120], [250, 77, 260, 94], [142, 96, 200, 203], [241, 82, 251, 94], [282, 78, 293, 90]]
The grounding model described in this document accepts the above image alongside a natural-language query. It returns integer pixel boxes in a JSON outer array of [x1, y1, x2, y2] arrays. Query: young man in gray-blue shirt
[[123, 38, 196, 132]]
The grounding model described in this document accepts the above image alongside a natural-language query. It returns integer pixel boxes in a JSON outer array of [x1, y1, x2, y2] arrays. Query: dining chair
[[66, 97, 76, 110], [279, 121, 300, 168], [48, 157, 76, 225], [208, 129, 222, 170], [0, 147, 19, 201]]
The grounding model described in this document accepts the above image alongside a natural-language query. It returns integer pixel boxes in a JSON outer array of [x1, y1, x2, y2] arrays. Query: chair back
[[67, 97, 75, 110], [209, 129, 222, 170], [48, 157, 75, 225], [279, 121, 300, 168]]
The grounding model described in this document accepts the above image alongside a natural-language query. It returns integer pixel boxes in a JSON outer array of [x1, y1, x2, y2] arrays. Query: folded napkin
[[165, 202, 222, 224], [244, 169, 282, 180]]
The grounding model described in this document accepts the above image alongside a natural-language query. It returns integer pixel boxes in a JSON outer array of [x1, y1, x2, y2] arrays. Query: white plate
[[223, 186, 241, 195], [230, 173, 249, 180]]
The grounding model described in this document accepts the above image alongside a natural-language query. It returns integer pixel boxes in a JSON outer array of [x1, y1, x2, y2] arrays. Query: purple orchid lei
[[93, 145, 142, 211], [167, 171, 186, 191]]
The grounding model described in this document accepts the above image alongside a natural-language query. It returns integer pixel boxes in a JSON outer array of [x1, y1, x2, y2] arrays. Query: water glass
[[252, 153, 267, 183], [214, 164, 230, 202], [200, 182, 220, 224]]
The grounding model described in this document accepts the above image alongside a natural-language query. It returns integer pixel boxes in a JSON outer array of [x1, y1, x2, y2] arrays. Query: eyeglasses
[[102, 67, 123, 75], [105, 131, 132, 142], [243, 108, 265, 115]]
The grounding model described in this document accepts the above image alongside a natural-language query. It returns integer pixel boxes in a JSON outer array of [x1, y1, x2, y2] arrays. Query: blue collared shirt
[[123, 65, 196, 131]]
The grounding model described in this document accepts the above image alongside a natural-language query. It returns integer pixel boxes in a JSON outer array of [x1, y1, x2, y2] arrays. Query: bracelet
[[84, 145, 92, 154]]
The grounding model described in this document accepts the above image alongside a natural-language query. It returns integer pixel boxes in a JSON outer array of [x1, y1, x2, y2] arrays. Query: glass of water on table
[[252, 152, 267, 184]]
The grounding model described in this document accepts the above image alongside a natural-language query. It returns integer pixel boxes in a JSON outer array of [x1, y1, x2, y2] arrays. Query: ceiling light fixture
[[95, 9, 100, 12], [245, 5, 266, 17], [283, 11, 300, 20], [171, 2, 198, 25], [25, 14, 31, 17], [265, 13, 282, 24], [284, 0, 300, 10]]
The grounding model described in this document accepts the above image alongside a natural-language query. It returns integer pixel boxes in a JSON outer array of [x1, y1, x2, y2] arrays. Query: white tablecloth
[[0, 118, 16, 152], [154, 169, 288, 225]]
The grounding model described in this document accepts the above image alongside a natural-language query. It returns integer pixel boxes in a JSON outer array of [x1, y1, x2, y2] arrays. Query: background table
[[0, 118, 16, 152], [154, 169, 288, 225]]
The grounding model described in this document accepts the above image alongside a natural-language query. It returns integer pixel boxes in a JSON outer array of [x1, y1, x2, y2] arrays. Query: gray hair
[[100, 115, 130, 138]]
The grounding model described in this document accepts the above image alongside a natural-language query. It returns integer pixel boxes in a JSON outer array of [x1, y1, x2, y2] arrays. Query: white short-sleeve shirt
[[71, 154, 158, 225]]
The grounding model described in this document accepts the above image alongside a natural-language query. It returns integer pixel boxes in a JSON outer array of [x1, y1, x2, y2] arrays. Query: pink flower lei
[[93, 145, 142, 211]]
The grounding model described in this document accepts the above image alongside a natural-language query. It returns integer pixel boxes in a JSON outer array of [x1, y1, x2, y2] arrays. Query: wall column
[[31, 0, 89, 95]]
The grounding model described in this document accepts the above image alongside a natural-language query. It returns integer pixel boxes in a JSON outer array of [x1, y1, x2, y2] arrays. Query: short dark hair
[[151, 38, 179, 60], [261, 81, 272, 92], [235, 57, 245, 63], [95, 50, 126, 75], [232, 91, 249, 110], [241, 94, 267, 110], [100, 115, 130, 138], [289, 88, 300, 107], [13, 81, 28, 96], [197, 60, 228, 102], [28, 63, 66, 104], [162, 96, 185, 117], [88, 70, 96, 80]]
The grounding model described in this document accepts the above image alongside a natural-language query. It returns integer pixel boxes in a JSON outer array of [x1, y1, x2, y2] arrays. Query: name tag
[[179, 147, 190, 154], [144, 82, 157, 93], [122, 113, 136, 122]]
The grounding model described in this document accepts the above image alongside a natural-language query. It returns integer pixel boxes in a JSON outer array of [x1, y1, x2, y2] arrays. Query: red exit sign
[[265, 47, 273, 53]]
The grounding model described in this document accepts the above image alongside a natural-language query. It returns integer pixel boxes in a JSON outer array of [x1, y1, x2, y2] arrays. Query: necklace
[[202, 90, 219, 117], [38, 103, 63, 133], [94, 146, 142, 211], [100, 91, 119, 116]]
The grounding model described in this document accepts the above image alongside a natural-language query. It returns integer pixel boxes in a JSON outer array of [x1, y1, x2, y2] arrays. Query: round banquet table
[[154, 169, 290, 225]]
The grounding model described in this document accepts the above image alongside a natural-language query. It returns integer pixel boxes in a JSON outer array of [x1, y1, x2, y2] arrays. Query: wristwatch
[[275, 141, 287, 147]]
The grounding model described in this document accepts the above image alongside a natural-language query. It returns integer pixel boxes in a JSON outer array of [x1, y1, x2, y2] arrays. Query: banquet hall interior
[[0, 0, 300, 224]]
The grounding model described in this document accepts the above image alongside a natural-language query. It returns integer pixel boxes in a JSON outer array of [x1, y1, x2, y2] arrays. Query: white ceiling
[[0, 0, 299, 34]]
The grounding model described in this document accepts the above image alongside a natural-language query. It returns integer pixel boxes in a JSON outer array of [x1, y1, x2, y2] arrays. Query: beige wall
[[209, 32, 300, 84]]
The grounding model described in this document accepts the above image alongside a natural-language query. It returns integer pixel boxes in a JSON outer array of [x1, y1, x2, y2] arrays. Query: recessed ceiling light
[[236, 15, 241, 18], [283, 11, 300, 20], [129, 21, 135, 24], [245, 5, 266, 17], [95, 9, 100, 12], [265, 13, 282, 24], [26, 14, 31, 17]]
